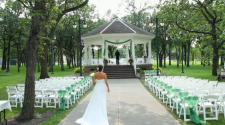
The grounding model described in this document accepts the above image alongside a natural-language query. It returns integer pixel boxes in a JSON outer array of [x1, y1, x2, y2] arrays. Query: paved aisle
[[58, 79, 180, 125]]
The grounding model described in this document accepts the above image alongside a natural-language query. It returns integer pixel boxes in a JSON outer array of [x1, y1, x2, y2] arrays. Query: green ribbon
[[185, 96, 206, 125], [58, 90, 66, 110], [103, 39, 133, 58]]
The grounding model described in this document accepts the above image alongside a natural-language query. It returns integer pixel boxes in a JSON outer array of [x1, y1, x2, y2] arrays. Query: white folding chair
[[217, 94, 225, 119], [34, 90, 45, 108], [198, 95, 219, 120], [44, 90, 58, 108], [179, 96, 199, 121]]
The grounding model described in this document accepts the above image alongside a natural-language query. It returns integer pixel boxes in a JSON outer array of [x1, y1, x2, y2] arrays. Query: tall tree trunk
[[212, 45, 219, 75], [60, 45, 65, 71], [159, 52, 163, 67], [201, 51, 204, 65], [17, 44, 20, 72], [6, 38, 11, 72], [169, 44, 171, 65], [184, 43, 186, 65], [163, 49, 166, 68], [37, 56, 40, 72], [176, 48, 180, 67], [77, 43, 79, 67], [16, 0, 43, 121], [2, 38, 6, 70], [192, 53, 194, 65], [187, 42, 191, 67], [40, 44, 50, 79]]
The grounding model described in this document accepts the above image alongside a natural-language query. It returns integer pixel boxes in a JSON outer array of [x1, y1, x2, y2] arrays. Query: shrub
[[74, 66, 84, 73], [152, 65, 162, 72]]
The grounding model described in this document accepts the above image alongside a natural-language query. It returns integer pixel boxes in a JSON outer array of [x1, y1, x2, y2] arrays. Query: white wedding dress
[[76, 79, 109, 125]]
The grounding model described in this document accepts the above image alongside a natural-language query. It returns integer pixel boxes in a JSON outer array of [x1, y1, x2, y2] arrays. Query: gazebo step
[[103, 65, 136, 79]]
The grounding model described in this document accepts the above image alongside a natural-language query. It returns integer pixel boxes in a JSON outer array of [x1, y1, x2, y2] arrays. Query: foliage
[[128, 58, 133, 63], [152, 65, 162, 72], [74, 66, 84, 73]]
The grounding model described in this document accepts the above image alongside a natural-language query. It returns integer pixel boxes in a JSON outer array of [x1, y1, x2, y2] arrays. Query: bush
[[74, 66, 84, 73], [152, 65, 162, 72]]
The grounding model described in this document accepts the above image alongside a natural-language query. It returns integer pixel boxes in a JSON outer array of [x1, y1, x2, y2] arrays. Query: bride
[[76, 65, 110, 125]]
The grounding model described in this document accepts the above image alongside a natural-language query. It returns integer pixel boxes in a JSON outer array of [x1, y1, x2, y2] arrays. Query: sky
[[89, 0, 159, 18]]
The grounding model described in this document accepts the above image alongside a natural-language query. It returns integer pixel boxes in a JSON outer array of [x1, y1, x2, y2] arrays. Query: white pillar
[[126, 45, 129, 61], [148, 41, 152, 64], [84, 45, 88, 65], [88, 45, 92, 65], [106, 43, 108, 59], [144, 43, 146, 51], [102, 40, 105, 65], [132, 39, 135, 61], [132, 38, 136, 74]]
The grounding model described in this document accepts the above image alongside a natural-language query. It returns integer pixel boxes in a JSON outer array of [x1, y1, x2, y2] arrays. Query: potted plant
[[103, 59, 108, 66], [128, 58, 133, 65]]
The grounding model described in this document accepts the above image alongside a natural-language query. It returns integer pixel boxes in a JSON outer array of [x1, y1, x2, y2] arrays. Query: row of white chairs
[[146, 76, 225, 122], [6, 76, 93, 108]]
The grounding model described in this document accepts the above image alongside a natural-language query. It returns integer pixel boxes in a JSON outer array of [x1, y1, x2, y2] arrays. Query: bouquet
[[128, 58, 133, 63], [104, 59, 108, 65]]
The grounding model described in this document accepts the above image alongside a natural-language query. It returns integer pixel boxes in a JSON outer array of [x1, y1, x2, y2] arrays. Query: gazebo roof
[[82, 18, 154, 37]]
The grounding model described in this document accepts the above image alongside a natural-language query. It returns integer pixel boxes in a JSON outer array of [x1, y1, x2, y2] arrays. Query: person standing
[[115, 50, 120, 65], [143, 51, 147, 63], [76, 65, 110, 125]]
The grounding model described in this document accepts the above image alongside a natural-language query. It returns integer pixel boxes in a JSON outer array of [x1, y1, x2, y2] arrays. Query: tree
[[16, 0, 89, 121], [159, 0, 225, 75]]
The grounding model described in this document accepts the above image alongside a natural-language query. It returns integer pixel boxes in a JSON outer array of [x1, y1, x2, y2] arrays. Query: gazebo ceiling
[[82, 18, 154, 37]]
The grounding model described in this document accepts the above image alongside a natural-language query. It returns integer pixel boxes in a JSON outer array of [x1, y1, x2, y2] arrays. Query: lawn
[[0, 65, 76, 123], [157, 62, 219, 81]]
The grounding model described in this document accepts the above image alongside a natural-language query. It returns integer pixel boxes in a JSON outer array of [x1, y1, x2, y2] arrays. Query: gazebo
[[82, 18, 155, 73]]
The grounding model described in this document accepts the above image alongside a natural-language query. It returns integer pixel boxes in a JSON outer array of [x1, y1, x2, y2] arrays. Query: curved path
[[58, 79, 180, 125]]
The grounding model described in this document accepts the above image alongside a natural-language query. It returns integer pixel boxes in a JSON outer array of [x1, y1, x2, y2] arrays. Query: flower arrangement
[[103, 59, 108, 65], [89, 73, 95, 78], [128, 58, 133, 64]]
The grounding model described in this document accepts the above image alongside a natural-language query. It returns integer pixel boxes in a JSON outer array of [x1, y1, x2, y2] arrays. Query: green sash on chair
[[58, 90, 66, 110], [185, 96, 206, 125]]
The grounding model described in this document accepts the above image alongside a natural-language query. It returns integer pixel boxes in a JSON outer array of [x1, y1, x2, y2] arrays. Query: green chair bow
[[180, 96, 206, 125], [58, 90, 66, 110]]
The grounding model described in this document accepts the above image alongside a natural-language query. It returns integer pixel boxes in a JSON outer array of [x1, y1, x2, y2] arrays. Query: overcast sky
[[89, 0, 159, 18]]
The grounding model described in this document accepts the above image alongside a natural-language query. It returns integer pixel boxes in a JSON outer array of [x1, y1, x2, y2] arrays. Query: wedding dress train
[[76, 79, 109, 125]]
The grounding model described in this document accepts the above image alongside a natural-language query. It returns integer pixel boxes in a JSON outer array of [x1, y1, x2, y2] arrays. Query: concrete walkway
[[58, 79, 180, 125]]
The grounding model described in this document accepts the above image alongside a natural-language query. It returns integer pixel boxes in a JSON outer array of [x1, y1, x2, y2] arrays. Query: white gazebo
[[82, 18, 155, 72]]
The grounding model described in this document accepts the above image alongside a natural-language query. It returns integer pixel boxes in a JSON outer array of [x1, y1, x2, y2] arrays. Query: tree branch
[[62, 0, 89, 14], [48, 0, 89, 39], [17, 0, 29, 8], [196, 0, 214, 19], [175, 21, 212, 35], [200, 10, 211, 23], [218, 40, 225, 47]]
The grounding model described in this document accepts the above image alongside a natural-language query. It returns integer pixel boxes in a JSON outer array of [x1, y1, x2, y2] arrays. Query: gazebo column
[[84, 45, 88, 65], [132, 39, 136, 71], [88, 45, 92, 65], [105, 44, 108, 59], [126, 45, 129, 61], [148, 41, 152, 64], [143, 43, 146, 52], [102, 40, 105, 65]]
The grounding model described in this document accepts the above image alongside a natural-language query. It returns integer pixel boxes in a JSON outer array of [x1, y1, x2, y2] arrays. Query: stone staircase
[[103, 65, 137, 79]]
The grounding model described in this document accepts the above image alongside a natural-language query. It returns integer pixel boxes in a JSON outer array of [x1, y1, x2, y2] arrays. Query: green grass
[[0, 65, 76, 122], [156, 62, 219, 81]]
